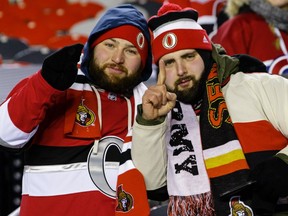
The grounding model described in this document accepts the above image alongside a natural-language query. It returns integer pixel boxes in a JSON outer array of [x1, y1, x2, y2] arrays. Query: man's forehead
[[103, 38, 136, 48], [161, 48, 197, 59]]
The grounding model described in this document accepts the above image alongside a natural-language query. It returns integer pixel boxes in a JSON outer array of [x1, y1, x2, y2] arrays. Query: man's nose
[[112, 49, 124, 64], [176, 61, 187, 76]]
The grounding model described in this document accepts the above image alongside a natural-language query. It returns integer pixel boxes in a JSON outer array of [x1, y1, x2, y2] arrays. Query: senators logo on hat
[[163, 33, 177, 49], [137, 32, 145, 49]]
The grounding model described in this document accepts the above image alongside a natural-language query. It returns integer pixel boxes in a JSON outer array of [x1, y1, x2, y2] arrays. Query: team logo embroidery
[[162, 32, 177, 49], [268, 55, 288, 75], [229, 196, 253, 216], [137, 32, 145, 49], [75, 98, 95, 126], [203, 35, 209, 43], [116, 185, 134, 212], [87, 136, 123, 198], [108, 92, 117, 101]]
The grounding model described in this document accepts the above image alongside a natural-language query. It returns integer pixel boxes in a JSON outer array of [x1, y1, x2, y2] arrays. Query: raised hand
[[142, 60, 177, 120], [41, 43, 84, 91]]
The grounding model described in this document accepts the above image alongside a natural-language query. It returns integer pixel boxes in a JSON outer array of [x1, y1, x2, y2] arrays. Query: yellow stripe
[[205, 149, 245, 169]]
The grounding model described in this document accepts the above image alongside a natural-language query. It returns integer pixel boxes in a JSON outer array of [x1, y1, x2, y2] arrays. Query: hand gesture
[[142, 60, 177, 120], [41, 43, 84, 90]]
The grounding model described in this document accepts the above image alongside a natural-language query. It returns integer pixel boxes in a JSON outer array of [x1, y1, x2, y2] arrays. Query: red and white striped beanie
[[148, 3, 212, 64]]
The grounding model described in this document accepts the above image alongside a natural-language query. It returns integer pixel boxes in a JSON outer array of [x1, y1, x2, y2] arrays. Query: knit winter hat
[[81, 4, 152, 83], [148, 3, 212, 64], [90, 25, 148, 69]]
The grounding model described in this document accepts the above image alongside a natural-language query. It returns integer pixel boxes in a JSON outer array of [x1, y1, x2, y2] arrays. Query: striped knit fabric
[[115, 130, 150, 216], [200, 63, 250, 215]]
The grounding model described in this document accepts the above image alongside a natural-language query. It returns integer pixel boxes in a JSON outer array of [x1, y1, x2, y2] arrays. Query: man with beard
[[131, 2, 288, 216], [0, 4, 159, 216]]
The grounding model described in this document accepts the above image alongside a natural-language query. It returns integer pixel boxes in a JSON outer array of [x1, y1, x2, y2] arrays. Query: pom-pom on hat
[[148, 3, 212, 64]]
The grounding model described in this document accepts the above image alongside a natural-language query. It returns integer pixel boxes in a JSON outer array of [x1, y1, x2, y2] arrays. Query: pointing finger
[[157, 59, 166, 85]]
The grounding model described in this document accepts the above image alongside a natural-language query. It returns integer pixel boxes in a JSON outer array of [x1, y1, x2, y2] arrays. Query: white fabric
[[132, 120, 168, 190], [223, 72, 288, 137], [166, 103, 210, 196], [22, 162, 98, 196], [203, 140, 244, 159], [0, 99, 37, 148], [153, 18, 203, 38]]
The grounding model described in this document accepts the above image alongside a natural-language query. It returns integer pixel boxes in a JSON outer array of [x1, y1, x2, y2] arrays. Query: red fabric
[[115, 136, 150, 216], [20, 191, 115, 216], [234, 120, 288, 153], [152, 29, 212, 63], [64, 89, 101, 139], [91, 25, 148, 68], [211, 12, 288, 63]]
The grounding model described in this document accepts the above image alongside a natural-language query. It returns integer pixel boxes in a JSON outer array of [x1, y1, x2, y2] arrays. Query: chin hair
[[88, 60, 141, 95]]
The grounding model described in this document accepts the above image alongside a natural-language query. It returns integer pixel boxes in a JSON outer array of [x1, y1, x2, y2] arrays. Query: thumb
[[66, 43, 84, 63], [167, 92, 177, 102], [158, 92, 177, 116], [46, 43, 83, 64]]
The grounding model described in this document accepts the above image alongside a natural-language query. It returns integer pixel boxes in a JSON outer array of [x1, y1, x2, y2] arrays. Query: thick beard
[[167, 73, 206, 104], [167, 75, 202, 104], [88, 60, 141, 96]]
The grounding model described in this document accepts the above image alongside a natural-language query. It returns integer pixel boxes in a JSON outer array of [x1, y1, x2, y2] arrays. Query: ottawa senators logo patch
[[116, 185, 134, 212], [75, 98, 95, 127], [229, 196, 253, 216]]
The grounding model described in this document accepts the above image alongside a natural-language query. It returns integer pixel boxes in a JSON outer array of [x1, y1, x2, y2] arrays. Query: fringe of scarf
[[168, 192, 215, 216]]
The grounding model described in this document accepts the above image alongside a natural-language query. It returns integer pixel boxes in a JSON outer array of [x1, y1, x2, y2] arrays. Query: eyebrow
[[163, 50, 197, 62], [108, 38, 137, 49]]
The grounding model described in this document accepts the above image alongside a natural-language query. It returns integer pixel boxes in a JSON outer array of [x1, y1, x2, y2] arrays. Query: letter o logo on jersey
[[137, 32, 145, 49], [162, 33, 177, 49], [268, 55, 288, 76]]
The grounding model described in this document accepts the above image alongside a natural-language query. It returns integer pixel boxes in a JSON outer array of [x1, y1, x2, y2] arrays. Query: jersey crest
[[75, 98, 96, 127], [115, 184, 134, 212]]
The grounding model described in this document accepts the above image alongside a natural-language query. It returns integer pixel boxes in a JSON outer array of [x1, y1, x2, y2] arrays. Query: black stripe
[[75, 74, 89, 83], [147, 185, 169, 201], [245, 150, 278, 169], [24, 143, 93, 165], [119, 149, 132, 165]]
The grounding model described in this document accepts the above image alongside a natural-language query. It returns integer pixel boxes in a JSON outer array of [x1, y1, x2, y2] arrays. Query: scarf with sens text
[[167, 63, 250, 216]]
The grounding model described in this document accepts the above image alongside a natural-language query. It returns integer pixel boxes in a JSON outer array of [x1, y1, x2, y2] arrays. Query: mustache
[[175, 75, 194, 85], [103, 63, 128, 73]]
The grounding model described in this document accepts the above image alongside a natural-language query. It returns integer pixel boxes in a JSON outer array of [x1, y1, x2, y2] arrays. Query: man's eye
[[126, 49, 137, 55], [164, 60, 174, 66], [105, 43, 114, 48], [126, 48, 138, 55], [185, 53, 196, 59]]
